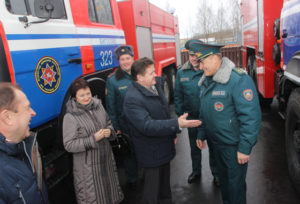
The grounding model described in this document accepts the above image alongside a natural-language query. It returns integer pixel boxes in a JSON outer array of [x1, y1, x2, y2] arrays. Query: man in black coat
[[0, 83, 49, 204], [123, 57, 201, 204]]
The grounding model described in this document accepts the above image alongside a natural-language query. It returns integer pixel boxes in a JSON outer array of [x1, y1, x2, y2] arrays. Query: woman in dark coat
[[63, 78, 123, 204]]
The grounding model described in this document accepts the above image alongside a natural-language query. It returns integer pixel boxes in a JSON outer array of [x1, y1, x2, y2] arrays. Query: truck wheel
[[169, 68, 176, 92], [167, 68, 176, 104], [162, 73, 171, 104], [285, 88, 300, 193], [248, 56, 257, 86], [273, 18, 280, 40], [259, 94, 273, 107], [272, 43, 281, 65]]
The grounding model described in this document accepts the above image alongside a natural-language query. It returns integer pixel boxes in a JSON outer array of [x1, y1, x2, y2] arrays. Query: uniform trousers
[[187, 127, 202, 175], [189, 127, 218, 178], [141, 162, 172, 204], [213, 144, 247, 204]]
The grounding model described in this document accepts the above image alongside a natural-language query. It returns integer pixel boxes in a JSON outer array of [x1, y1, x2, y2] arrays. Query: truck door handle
[[68, 58, 82, 64]]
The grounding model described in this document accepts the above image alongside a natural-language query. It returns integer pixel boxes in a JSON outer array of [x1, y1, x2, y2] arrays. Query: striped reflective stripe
[[256, 66, 264, 74], [6, 28, 125, 51], [152, 33, 175, 43], [243, 17, 257, 32]]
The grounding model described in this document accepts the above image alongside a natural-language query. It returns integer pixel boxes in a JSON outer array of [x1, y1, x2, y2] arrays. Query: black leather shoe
[[187, 173, 201, 184], [213, 177, 220, 187]]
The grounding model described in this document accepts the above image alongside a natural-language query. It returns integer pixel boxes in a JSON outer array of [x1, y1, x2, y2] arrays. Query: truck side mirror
[[34, 0, 66, 19]]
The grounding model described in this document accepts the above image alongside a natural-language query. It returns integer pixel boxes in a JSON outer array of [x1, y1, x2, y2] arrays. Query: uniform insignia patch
[[35, 56, 61, 94], [214, 102, 224, 111], [105, 88, 107, 95], [119, 86, 127, 90], [243, 89, 253, 101], [180, 77, 190, 82]]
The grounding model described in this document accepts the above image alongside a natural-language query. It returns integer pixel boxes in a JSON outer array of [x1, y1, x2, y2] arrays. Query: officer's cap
[[185, 39, 203, 55], [115, 45, 134, 60], [189, 42, 224, 61]]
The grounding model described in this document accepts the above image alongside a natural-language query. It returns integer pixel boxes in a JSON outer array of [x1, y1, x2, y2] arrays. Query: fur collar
[[198, 57, 235, 86], [66, 97, 101, 115], [115, 67, 131, 80], [181, 61, 193, 70], [213, 57, 235, 84]]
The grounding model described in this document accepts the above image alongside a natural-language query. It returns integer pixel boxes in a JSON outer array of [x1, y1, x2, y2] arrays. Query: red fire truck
[[241, 0, 300, 192], [0, 0, 180, 201]]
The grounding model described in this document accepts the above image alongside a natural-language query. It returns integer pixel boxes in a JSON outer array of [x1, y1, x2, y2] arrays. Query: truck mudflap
[[0, 21, 13, 82]]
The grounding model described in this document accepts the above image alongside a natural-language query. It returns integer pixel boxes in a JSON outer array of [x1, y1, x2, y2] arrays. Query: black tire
[[259, 94, 273, 107], [169, 68, 176, 92], [273, 18, 280, 40], [273, 43, 281, 65], [162, 73, 171, 104], [285, 88, 300, 194], [247, 55, 272, 107], [248, 55, 257, 86], [167, 68, 176, 104]]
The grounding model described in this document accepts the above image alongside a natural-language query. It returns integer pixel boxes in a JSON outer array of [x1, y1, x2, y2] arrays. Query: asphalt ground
[[49, 102, 300, 203], [120, 103, 300, 204]]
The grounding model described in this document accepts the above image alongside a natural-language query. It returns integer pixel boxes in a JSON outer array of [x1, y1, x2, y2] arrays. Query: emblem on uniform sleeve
[[214, 102, 224, 111], [243, 89, 253, 101], [35, 56, 61, 94]]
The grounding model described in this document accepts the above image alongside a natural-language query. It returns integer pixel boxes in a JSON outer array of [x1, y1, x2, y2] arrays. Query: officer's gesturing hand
[[237, 152, 250, 164], [178, 113, 202, 128], [196, 139, 206, 150]]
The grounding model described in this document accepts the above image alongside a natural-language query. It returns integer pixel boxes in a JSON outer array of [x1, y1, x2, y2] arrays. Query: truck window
[[5, 0, 67, 19], [88, 0, 114, 25], [5, 0, 28, 15]]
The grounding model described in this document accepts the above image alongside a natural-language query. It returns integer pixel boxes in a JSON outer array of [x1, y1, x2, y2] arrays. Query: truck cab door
[[0, 0, 83, 128]]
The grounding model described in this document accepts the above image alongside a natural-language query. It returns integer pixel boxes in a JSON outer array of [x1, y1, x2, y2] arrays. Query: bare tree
[[229, 0, 241, 43], [195, 0, 214, 43], [215, 2, 228, 43]]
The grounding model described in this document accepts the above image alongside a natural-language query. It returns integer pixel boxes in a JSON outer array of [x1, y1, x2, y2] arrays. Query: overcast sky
[[149, 0, 199, 38], [149, 0, 238, 39]]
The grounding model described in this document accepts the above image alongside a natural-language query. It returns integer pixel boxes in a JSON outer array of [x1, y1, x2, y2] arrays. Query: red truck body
[[241, 0, 283, 99]]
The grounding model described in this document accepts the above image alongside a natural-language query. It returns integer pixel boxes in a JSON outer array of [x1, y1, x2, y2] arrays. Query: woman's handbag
[[109, 133, 131, 157]]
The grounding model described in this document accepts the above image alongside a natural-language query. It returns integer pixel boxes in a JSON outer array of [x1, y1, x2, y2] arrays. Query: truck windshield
[[88, 0, 114, 25]]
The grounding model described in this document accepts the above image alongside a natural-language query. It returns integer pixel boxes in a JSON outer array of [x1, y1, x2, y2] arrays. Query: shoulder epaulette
[[107, 71, 116, 78], [232, 68, 247, 75]]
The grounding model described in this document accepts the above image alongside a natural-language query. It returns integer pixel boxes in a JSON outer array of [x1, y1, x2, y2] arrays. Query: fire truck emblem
[[35, 56, 61, 94], [243, 89, 253, 101], [214, 102, 224, 112]]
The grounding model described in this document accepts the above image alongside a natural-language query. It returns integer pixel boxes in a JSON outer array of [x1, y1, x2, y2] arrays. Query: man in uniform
[[106, 45, 138, 188], [192, 42, 261, 204], [174, 39, 218, 185]]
